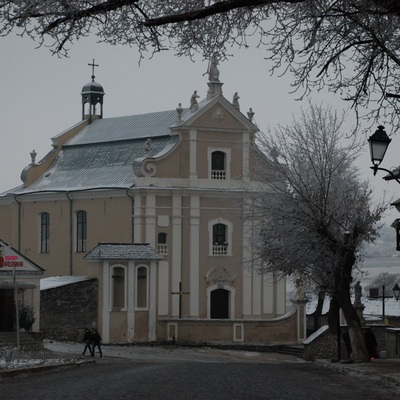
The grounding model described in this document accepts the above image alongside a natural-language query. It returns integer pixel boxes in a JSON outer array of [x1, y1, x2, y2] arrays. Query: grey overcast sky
[[1, 31, 399, 230]]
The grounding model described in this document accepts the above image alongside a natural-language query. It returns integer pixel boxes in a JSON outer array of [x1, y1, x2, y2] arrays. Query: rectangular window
[[76, 210, 87, 253], [40, 212, 50, 253], [112, 266, 125, 309], [211, 151, 226, 180], [157, 232, 168, 255], [136, 266, 148, 309], [212, 223, 228, 255], [213, 223, 226, 245]]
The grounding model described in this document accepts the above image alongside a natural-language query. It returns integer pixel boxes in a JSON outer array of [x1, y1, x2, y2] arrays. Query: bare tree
[[248, 102, 386, 362], [2, 1, 400, 127]]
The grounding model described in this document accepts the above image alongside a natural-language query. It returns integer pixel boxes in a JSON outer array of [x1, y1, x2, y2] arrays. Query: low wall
[[158, 310, 299, 346], [304, 324, 389, 361]]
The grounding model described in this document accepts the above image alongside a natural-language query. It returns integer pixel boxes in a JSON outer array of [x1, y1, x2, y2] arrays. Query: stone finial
[[247, 108, 255, 122], [232, 92, 240, 110], [30, 150, 37, 165], [190, 91, 200, 112], [176, 103, 183, 122], [144, 138, 152, 154]]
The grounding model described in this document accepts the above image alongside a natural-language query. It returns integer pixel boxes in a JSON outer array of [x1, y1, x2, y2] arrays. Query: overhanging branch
[[144, 0, 303, 27]]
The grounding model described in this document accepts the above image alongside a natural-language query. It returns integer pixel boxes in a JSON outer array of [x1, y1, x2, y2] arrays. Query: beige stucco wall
[[0, 203, 12, 244], [157, 312, 298, 345], [1, 195, 133, 278]]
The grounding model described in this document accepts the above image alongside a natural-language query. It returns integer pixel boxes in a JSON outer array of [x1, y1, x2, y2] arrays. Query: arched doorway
[[210, 288, 229, 319]]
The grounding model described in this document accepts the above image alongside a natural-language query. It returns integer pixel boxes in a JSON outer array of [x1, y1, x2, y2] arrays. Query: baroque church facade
[[0, 60, 307, 345]]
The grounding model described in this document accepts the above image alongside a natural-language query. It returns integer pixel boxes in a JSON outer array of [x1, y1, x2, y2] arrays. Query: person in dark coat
[[82, 328, 93, 356], [92, 329, 102, 358], [364, 328, 378, 359]]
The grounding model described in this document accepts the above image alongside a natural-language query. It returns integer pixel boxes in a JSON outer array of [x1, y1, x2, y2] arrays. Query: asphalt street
[[1, 341, 400, 399]]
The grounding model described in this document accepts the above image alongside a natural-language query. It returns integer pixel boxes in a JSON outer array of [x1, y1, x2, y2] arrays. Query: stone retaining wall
[[40, 279, 98, 342]]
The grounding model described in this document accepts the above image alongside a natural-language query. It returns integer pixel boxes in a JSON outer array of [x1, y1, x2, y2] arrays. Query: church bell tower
[[81, 59, 105, 121]]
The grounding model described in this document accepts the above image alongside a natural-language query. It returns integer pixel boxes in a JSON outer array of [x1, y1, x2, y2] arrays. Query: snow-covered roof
[[13, 135, 175, 193], [66, 111, 185, 146], [7, 108, 186, 194], [40, 275, 93, 291], [84, 243, 164, 261]]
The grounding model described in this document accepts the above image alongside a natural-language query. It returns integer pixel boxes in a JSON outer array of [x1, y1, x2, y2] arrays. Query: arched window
[[211, 151, 226, 180], [213, 223, 226, 245], [76, 210, 87, 253], [136, 266, 148, 309], [40, 212, 50, 253], [111, 266, 125, 309]]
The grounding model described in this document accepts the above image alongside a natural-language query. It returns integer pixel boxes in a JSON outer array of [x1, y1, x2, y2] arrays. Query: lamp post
[[368, 126, 400, 250], [367, 125, 400, 182], [393, 284, 400, 301]]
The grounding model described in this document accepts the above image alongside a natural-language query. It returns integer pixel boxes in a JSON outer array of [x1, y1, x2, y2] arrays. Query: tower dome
[[81, 59, 105, 121]]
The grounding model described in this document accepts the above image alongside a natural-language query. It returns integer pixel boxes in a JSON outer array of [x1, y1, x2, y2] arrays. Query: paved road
[[2, 355, 400, 400]]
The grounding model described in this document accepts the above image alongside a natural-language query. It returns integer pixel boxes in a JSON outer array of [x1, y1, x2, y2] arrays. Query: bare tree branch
[[2, 1, 400, 128]]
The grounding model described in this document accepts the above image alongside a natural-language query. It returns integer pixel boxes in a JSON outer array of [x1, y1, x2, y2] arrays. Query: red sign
[[0, 246, 24, 268]]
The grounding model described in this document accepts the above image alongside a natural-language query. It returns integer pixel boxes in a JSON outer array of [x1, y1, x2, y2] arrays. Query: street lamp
[[368, 125, 400, 183], [391, 219, 400, 251], [368, 125, 392, 174], [368, 127, 400, 250], [393, 284, 400, 301]]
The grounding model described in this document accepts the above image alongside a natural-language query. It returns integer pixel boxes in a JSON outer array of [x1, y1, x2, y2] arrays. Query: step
[[277, 345, 304, 358]]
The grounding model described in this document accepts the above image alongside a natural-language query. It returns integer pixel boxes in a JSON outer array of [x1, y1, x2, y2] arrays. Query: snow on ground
[[0, 343, 79, 371]]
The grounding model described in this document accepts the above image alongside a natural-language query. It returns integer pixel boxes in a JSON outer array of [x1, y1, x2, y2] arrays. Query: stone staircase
[[276, 344, 305, 358], [0, 331, 44, 351]]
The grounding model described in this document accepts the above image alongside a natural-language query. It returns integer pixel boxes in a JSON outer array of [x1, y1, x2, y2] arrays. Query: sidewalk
[[317, 357, 400, 386]]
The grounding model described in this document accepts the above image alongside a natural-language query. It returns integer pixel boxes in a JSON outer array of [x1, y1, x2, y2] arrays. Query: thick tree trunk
[[313, 291, 325, 332], [334, 249, 370, 363]]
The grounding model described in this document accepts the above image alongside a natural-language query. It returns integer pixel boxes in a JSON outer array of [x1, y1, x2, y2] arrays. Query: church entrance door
[[0, 289, 14, 331], [210, 288, 229, 319]]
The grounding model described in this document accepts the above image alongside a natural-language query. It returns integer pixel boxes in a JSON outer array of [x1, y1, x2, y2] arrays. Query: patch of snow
[[288, 264, 400, 317], [40, 276, 92, 291]]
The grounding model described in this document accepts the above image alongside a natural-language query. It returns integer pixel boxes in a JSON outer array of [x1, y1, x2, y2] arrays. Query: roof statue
[[207, 53, 220, 82], [176, 103, 183, 123], [206, 54, 223, 100], [190, 90, 200, 112], [247, 108, 255, 122], [232, 92, 240, 110]]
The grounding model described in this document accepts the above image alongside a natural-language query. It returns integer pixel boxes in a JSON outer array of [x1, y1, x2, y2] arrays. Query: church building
[[0, 60, 307, 345]]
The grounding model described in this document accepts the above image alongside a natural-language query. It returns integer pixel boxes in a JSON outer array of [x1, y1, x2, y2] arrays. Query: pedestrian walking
[[92, 329, 102, 358], [82, 328, 93, 356]]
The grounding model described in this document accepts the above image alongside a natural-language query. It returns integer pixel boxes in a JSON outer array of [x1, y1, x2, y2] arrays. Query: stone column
[[290, 299, 308, 343]]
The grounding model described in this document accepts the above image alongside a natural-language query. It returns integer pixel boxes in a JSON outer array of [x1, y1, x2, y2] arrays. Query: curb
[[0, 359, 95, 378], [316, 359, 400, 386]]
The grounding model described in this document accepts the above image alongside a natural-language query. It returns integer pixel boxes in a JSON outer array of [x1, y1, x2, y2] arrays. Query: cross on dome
[[88, 59, 99, 81]]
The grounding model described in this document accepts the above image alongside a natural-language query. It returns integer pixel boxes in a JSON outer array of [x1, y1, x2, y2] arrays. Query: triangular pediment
[[173, 95, 258, 133], [0, 240, 45, 276]]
